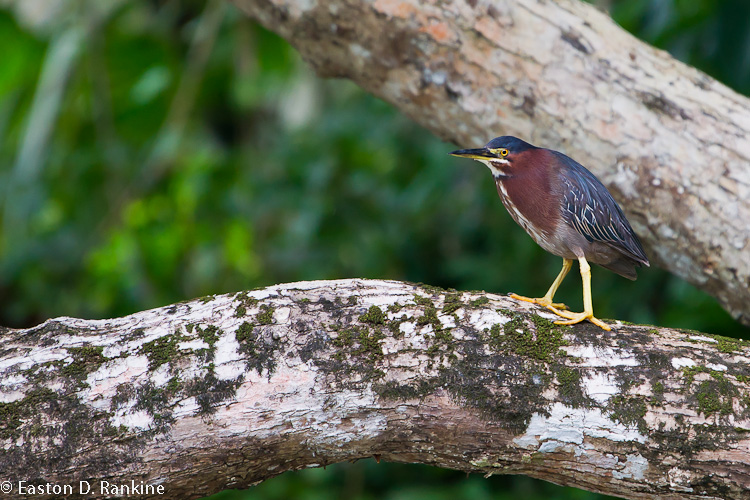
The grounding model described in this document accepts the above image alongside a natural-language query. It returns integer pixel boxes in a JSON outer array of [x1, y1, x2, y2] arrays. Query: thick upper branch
[[1, 279, 749, 499], [231, 0, 750, 325]]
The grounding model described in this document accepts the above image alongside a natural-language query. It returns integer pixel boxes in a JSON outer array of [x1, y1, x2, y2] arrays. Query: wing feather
[[553, 151, 649, 266]]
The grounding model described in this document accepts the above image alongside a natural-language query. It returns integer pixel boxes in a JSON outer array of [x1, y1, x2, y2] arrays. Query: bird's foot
[[546, 307, 611, 331], [509, 293, 568, 310]]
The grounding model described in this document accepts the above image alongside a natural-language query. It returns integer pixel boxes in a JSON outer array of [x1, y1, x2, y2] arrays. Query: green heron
[[450, 136, 649, 330]]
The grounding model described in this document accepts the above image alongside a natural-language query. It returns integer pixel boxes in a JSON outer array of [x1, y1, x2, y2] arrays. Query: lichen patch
[[437, 313, 457, 329], [582, 371, 619, 404], [468, 309, 510, 330], [672, 357, 696, 369], [667, 467, 695, 493], [537, 439, 575, 453], [179, 339, 210, 351], [83, 355, 149, 400], [0, 373, 28, 391], [689, 335, 717, 343], [1, 348, 69, 371], [706, 363, 727, 372], [274, 307, 292, 324], [0, 389, 26, 404], [111, 408, 154, 430], [564, 345, 639, 367], [612, 453, 649, 480], [513, 402, 647, 450], [215, 360, 247, 381], [172, 397, 200, 418]]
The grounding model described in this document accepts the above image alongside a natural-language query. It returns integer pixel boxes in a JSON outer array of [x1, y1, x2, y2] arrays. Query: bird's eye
[[499, 148, 509, 157]]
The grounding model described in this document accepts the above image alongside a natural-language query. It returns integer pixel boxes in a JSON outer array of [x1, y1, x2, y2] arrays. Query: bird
[[450, 136, 649, 330]]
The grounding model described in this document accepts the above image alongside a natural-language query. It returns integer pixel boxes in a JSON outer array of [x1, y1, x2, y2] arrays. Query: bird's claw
[[509, 293, 610, 330], [509, 293, 568, 310], [547, 308, 611, 331]]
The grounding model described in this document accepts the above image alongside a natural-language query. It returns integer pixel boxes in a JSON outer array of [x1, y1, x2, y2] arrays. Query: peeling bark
[[230, 0, 750, 325], [1, 279, 750, 499]]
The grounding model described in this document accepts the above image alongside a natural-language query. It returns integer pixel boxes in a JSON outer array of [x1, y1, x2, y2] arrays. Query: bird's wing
[[553, 151, 649, 266]]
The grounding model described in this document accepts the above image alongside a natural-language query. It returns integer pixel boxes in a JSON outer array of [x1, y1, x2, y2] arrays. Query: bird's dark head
[[449, 136, 537, 178]]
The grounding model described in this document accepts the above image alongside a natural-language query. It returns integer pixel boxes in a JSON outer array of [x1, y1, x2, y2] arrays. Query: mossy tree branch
[[231, 0, 750, 326], [1, 279, 749, 499]]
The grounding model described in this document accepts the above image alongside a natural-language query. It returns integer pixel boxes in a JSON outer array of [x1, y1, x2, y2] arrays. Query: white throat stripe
[[479, 159, 510, 179]]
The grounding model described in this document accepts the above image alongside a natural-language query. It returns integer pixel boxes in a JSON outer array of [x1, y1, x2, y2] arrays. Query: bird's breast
[[496, 181, 546, 242], [496, 175, 566, 256]]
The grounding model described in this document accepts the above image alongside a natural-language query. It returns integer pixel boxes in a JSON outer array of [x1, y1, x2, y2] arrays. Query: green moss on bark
[[556, 366, 587, 408], [332, 325, 384, 361], [235, 321, 279, 375], [442, 292, 463, 314], [197, 325, 221, 348], [489, 311, 568, 362], [140, 333, 182, 369], [359, 305, 385, 325], [680, 366, 740, 418], [256, 305, 275, 325], [60, 345, 106, 380], [234, 291, 259, 317], [607, 395, 648, 433], [0, 387, 57, 439], [469, 296, 489, 307]]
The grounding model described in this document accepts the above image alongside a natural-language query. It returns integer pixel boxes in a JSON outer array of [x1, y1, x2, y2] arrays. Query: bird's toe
[[553, 311, 611, 331], [510, 293, 568, 310], [509, 293, 536, 304]]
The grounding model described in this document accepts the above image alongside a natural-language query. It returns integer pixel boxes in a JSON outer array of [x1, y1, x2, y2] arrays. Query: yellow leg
[[548, 257, 611, 331], [511, 258, 572, 310]]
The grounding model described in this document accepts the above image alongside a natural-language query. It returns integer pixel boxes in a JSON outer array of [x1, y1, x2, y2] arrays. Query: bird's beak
[[449, 148, 495, 160]]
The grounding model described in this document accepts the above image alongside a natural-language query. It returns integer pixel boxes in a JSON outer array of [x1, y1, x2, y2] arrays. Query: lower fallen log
[[0, 278, 748, 499]]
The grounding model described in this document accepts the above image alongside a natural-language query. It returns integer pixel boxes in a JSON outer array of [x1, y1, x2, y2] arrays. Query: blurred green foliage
[[209, 460, 621, 500], [0, 0, 748, 498]]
